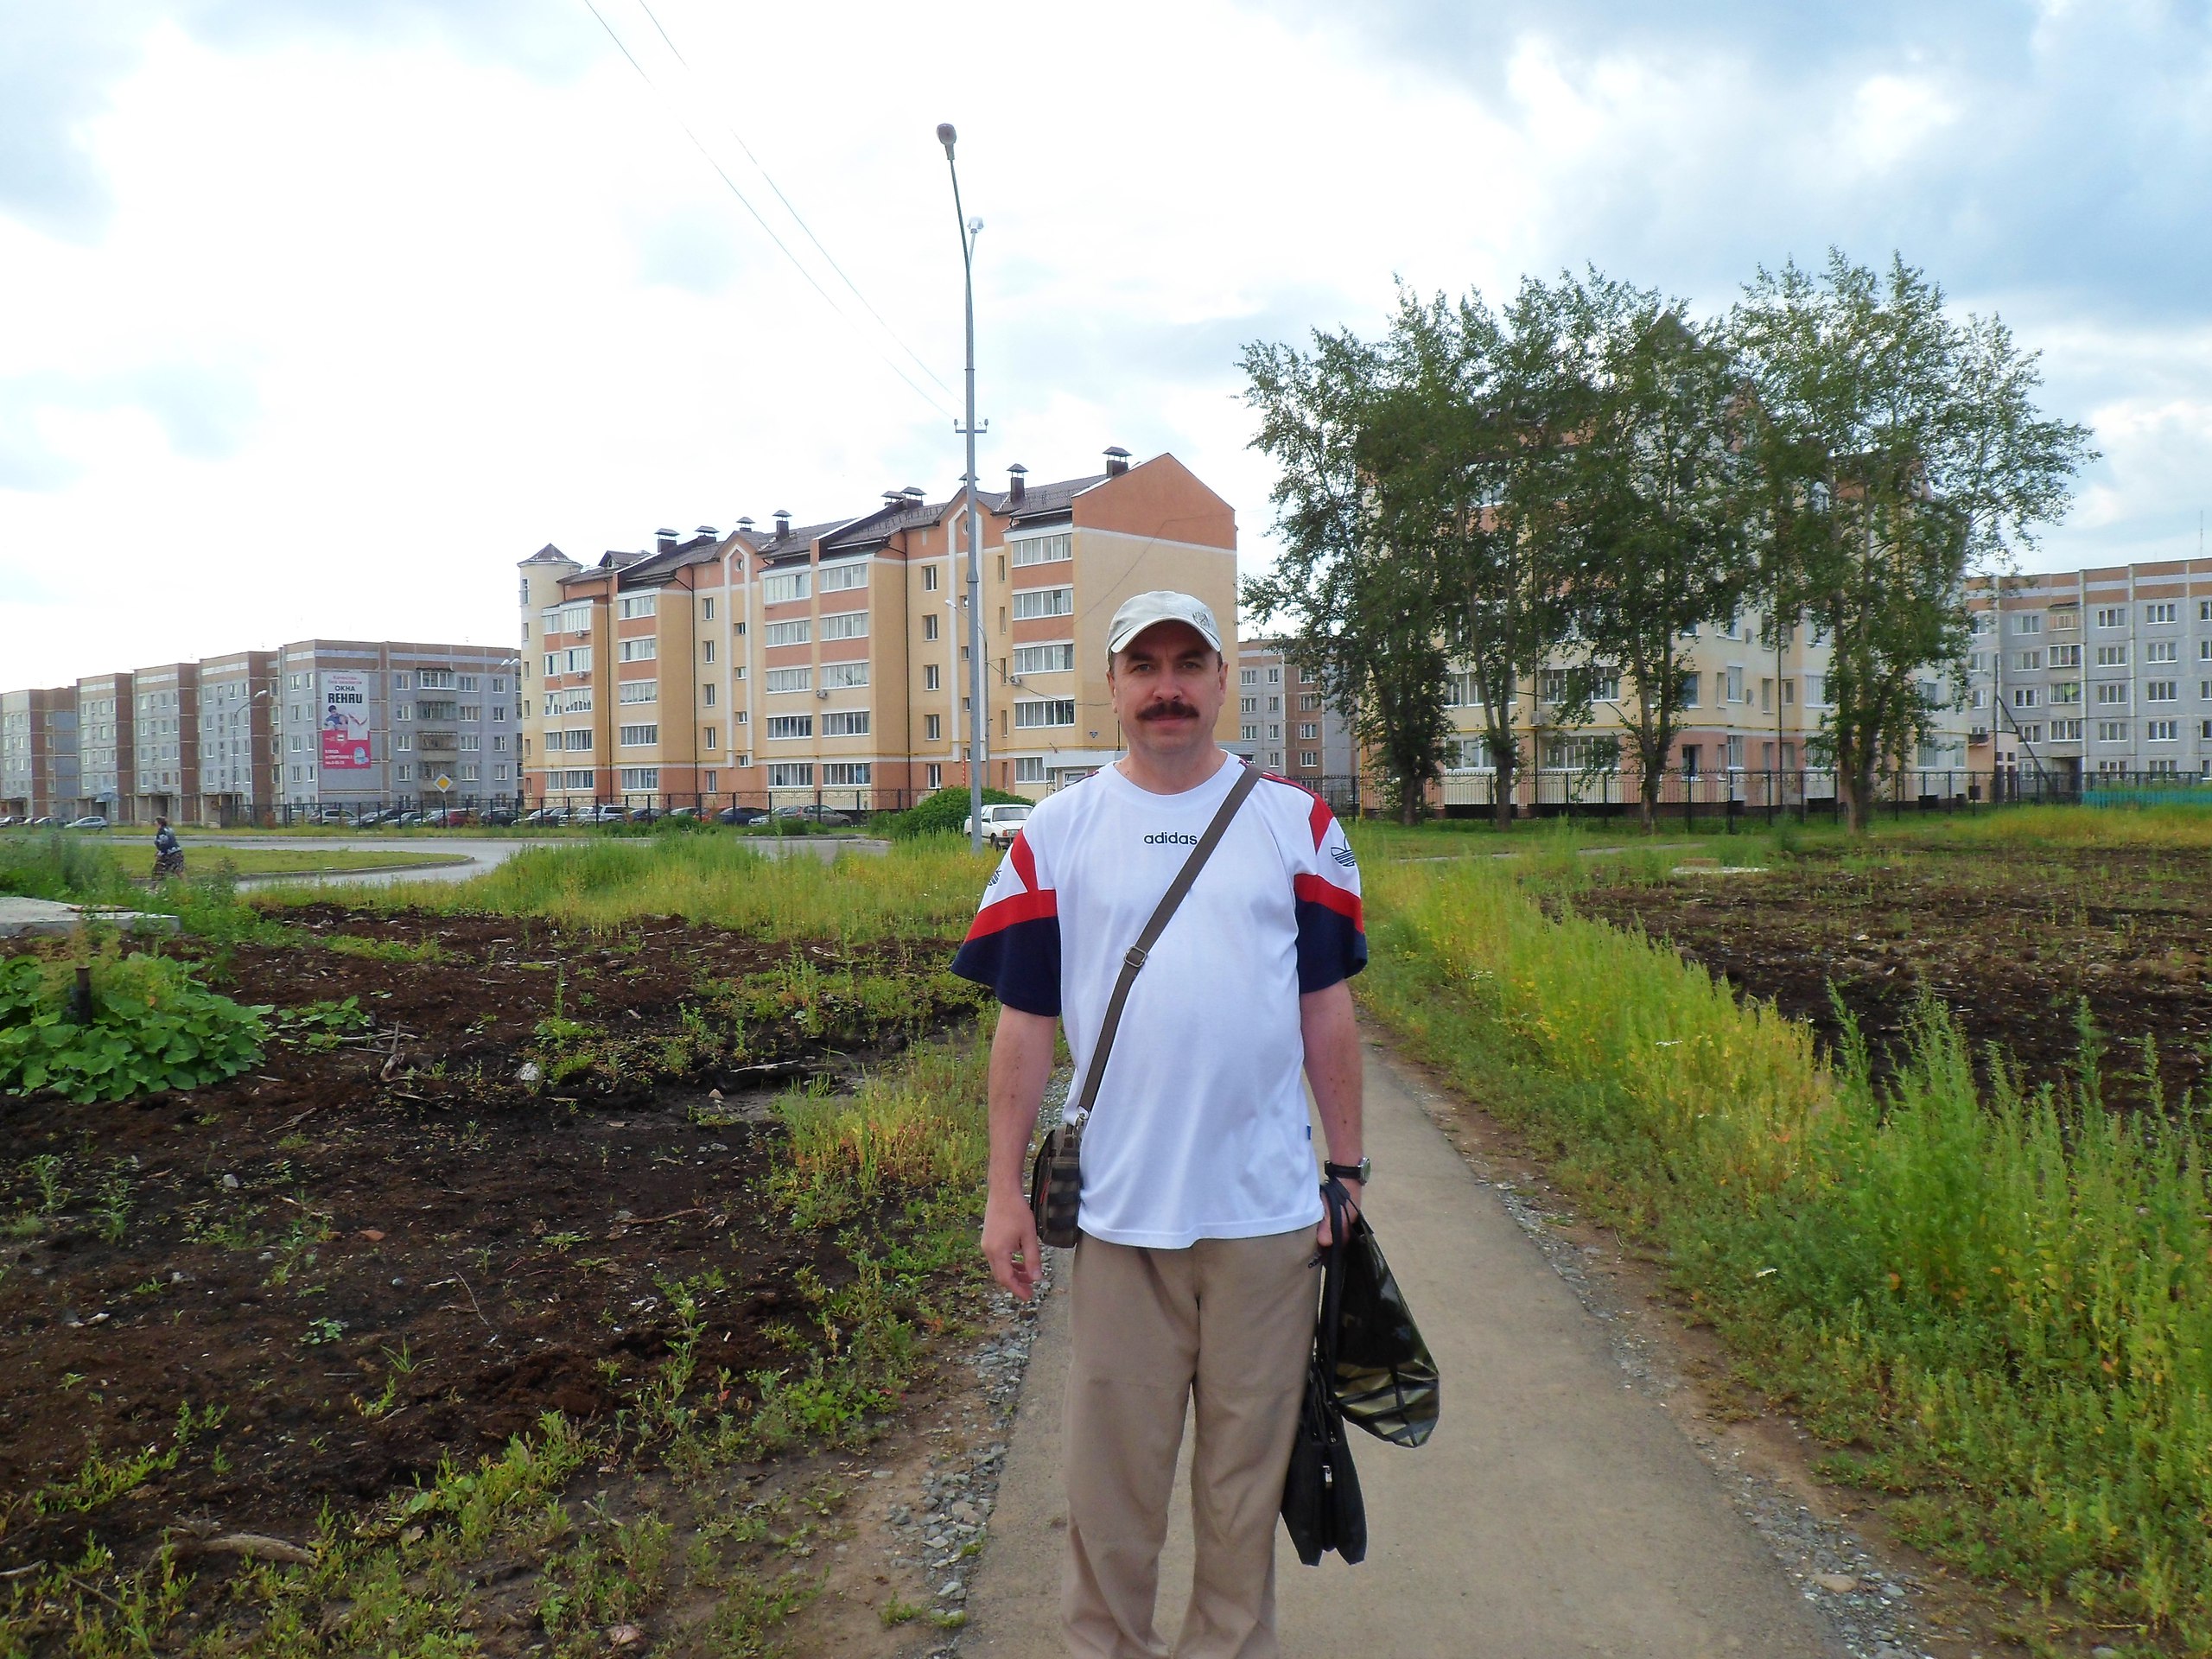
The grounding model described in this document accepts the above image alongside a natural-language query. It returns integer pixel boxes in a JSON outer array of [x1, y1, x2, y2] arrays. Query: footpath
[[959, 1038, 1850, 1659]]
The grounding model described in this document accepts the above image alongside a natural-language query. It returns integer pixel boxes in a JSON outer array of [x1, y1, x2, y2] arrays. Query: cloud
[[634, 213, 747, 295], [0, 1, 596, 246], [0, 361, 261, 493]]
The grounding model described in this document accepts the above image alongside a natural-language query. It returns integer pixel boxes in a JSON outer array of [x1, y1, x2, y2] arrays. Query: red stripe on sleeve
[[1010, 827, 1039, 892], [964, 887, 1058, 941], [1294, 872, 1363, 927], [1307, 795, 1335, 849]]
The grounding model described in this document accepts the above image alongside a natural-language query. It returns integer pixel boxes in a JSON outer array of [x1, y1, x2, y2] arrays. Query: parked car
[[715, 806, 769, 826], [313, 808, 355, 825], [963, 802, 1033, 847], [479, 807, 518, 827], [0, 815, 22, 828], [584, 804, 630, 824], [27, 815, 62, 828], [664, 806, 699, 822], [772, 804, 853, 827], [65, 815, 110, 830], [354, 808, 404, 828], [522, 805, 570, 827]]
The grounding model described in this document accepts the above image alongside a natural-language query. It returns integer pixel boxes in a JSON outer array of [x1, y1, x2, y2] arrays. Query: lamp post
[[937, 121, 988, 854]]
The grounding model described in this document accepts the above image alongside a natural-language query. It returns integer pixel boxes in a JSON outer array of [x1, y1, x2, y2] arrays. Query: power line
[[577, 0, 957, 421], [628, 0, 957, 404]]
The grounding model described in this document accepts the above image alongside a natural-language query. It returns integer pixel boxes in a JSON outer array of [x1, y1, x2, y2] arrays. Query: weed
[[324, 932, 445, 964], [0, 952, 270, 1103]]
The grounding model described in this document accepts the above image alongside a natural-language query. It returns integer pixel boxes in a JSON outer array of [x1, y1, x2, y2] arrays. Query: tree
[[1241, 324, 1459, 823], [1732, 251, 2094, 831], [1561, 273, 1755, 828]]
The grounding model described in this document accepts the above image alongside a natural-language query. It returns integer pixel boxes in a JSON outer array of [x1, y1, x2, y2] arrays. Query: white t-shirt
[[951, 753, 1366, 1249]]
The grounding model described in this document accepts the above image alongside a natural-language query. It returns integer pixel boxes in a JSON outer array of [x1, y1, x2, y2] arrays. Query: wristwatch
[[1324, 1158, 1371, 1185]]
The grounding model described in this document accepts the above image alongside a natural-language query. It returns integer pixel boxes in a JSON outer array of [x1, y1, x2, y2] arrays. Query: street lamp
[[937, 121, 988, 854]]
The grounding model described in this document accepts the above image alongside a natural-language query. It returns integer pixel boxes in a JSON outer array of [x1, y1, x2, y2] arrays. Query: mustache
[[1138, 700, 1202, 721]]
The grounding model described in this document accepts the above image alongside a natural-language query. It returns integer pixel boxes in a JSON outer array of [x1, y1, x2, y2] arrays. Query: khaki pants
[[1063, 1227, 1318, 1659]]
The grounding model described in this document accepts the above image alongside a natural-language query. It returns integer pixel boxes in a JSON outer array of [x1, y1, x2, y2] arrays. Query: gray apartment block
[[131, 662, 200, 822], [198, 651, 278, 817], [0, 688, 79, 820], [73, 671, 135, 820], [271, 640, 522, 808], [1236, 638, 1357, 787], [1968, 562, 2212, 784]]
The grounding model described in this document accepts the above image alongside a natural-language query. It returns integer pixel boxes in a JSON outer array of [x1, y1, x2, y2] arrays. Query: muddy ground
[[1569, 844, 2212, 1110], [0, 904, 990, 1656]]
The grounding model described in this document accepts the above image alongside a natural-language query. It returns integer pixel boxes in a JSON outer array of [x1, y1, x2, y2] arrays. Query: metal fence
[[208, 785, 928, 830]]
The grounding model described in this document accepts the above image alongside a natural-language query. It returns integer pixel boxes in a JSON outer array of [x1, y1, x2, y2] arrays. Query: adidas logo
[[1143, 831, 1200, 845]]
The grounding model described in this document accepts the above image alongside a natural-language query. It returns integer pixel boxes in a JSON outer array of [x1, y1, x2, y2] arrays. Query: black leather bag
[[1281, 1183, 1367, 1566], [1027, 764, 1261, 1249], [1331, 1211, 1440, 1448]]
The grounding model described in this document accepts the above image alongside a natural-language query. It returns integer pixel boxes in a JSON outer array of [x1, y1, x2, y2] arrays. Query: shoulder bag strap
[[1067, 760, 1262, 1125]]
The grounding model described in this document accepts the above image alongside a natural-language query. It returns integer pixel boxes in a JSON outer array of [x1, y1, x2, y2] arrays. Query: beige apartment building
[[1430, 608, 1974, 810], [519, 450, 1240, 807]]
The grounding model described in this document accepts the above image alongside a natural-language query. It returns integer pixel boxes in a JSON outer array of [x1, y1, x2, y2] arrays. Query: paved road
[[188, 833, 887, 887], [963, 1039, 1846, 1659]]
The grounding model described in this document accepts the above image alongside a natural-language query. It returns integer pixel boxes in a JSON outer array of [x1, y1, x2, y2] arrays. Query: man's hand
[[982, 1186, 1044, 1300], [1316, 1179, 1361, 1248]]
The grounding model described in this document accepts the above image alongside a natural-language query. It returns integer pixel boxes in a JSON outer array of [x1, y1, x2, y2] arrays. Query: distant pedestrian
[[151, 816, 185, 880], [954, 590, 1369, 1659]]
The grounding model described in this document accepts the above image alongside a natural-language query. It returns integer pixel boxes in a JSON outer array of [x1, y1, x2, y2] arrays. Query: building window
[[823, 660, 868, 689], [2095, 644, 2128, 667], [1011, 532, 1073, 566], [927, 762, 943, 789], [923, 613, 939, 642], [2094, 606, 2125, 628], [925, 714, 941, 741], [702, 596, 715, 620], [2147, 719, 2179, 741], [767, 763, 814, 787], [822, 710, 870, 736], [2013, 613, 2044, 635], [2097, 720, 2130, 742], [2147, 601, 2178, 625], [2011, 650, 2042, 671], [618, 766, 659, 791], [822, 610, 868, 641], [494, 764, 510, 782], [1013, 756, 1046, 783], [1014, 698, 1076, 728], [1300, 751, 1319, 768], [1299, 722, 1319, 741], [703, 683, 717, 707], [2012, 687, 2039, 709], [460, 763, 480, 781], [736, 753, 752, 767], [2049, 644, 2081, 668], [822, 762, 872, 785], [617, 595, 658, 622], [2147, 639, 2180, 664], [2095, 683, 2130, 706], [766, 715, 814, 740], [765, 620, 811, 646], [766, 668, 813, 694], [2147, 681, 2178, 702], [459, 734, 481, 752], [764, 571, 810, 604], [1012, 586, 1075, 620], [922, 565, 938, 592], [702, 726, 718, 749], [617, 679, 656, 704], [1013, 643, 1076, 675], [619, 724, 658, 747], [819, 561, 868, 593]]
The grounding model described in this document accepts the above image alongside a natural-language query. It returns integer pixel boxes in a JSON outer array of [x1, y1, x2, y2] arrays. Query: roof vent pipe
[[1007, 463, 1028, 505], [773, 510, 791, 537], [736, 517, 754, 531], [695, 524, 717, 539], [901, 485, 925, 499], [1103, 446, 1131, 477], [655, 526, 678, 551]]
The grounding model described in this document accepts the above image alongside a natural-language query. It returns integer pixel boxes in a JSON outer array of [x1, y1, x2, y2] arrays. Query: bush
[[0, 951, 270, 1103], [874, 785, 1031, 841], [0, 831, 128, 903]]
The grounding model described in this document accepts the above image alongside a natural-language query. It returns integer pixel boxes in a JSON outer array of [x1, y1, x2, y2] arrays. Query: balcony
[[416, 701, 459, 722], [416, 730, 461, 758]]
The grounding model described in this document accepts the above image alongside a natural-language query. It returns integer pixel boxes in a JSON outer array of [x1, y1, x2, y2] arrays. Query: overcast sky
[[3, 0, 2209, 687]]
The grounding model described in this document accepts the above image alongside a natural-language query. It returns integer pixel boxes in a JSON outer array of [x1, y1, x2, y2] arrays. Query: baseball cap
[[1106, 590, 1224, 658]]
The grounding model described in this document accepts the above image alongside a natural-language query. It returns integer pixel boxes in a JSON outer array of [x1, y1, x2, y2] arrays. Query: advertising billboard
[[320, 671, 372, 771]]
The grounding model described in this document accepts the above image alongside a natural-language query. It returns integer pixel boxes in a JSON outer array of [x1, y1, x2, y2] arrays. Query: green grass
[[287, 833, 995, 943], [1358, 852, 2212, 1649]]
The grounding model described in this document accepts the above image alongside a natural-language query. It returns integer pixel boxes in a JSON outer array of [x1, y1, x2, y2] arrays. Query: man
[[952, 590, 1368, 1659]]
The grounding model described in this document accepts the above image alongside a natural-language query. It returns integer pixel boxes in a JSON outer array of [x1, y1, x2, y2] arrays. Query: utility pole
[[937, 123, 988, 853]]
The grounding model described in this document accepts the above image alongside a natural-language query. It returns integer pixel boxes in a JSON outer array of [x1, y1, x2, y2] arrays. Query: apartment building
[[518, 449, 1240, 806], [197, 651, 279, 821], [2, 640, 517, 824], [130, 662, 200, 823], [0, 688, 79, 819], [1434, 608, 1974, 806], [73, 671, 135, 820], [270, 640, 522, 810], [1236, 639, 1357, 787], [1967, 562, 2212, 785]]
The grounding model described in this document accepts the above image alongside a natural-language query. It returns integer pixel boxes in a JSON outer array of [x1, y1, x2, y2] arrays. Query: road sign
[[435, 774, 453, 794]]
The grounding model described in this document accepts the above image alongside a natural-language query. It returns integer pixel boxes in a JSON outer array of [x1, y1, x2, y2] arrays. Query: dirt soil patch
[[1, 904, 988, 1655], [1568, 844, 2212, 1110]]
